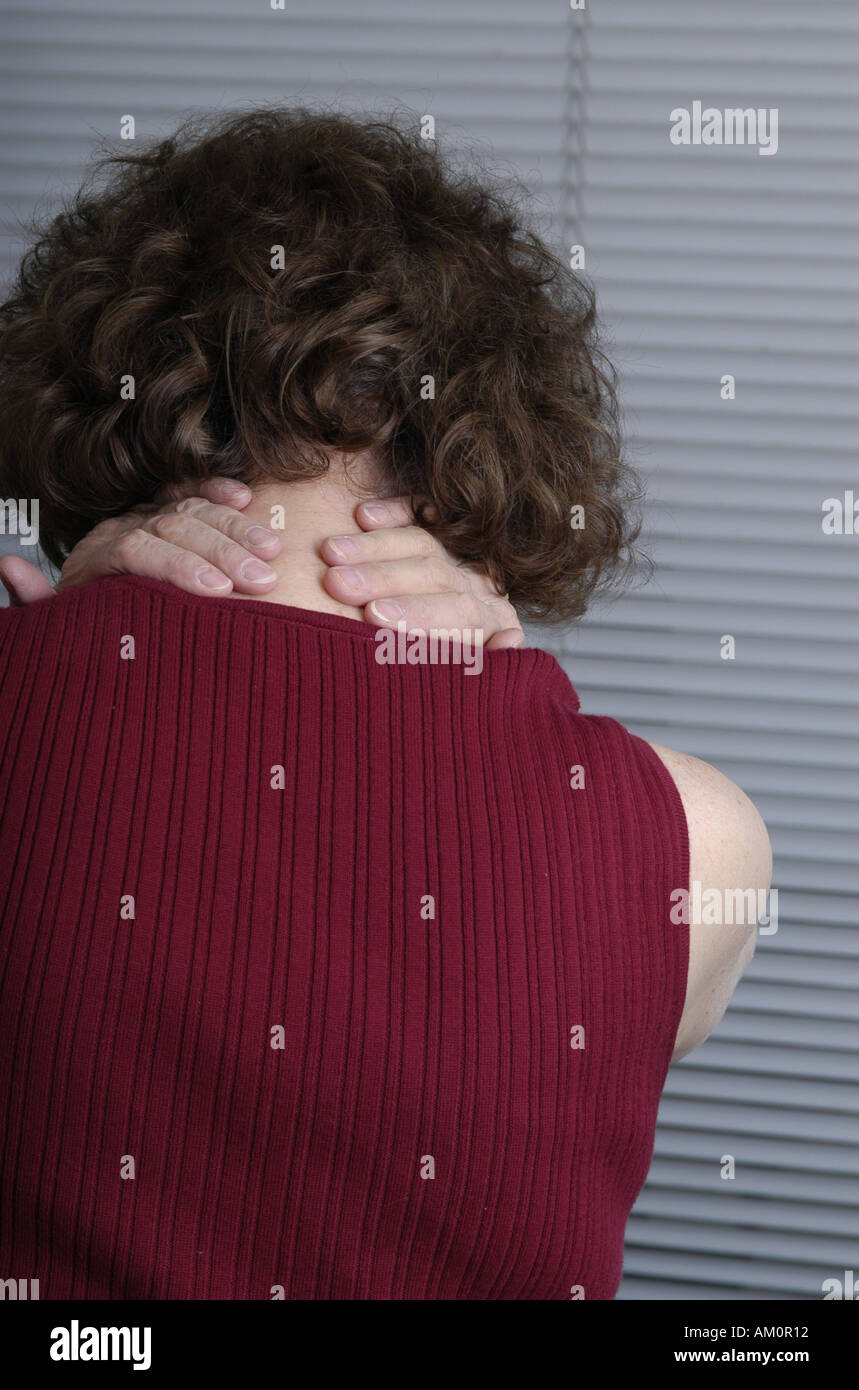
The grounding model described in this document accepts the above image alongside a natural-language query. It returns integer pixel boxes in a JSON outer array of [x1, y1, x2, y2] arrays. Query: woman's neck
[[230, 457, 379, 619]]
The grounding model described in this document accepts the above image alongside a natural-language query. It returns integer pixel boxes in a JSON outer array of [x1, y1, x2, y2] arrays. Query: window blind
[[563, 0, 859, 1300]]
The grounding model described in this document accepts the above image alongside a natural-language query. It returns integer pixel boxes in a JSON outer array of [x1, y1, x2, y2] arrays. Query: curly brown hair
[[0, 106, 641, 622]]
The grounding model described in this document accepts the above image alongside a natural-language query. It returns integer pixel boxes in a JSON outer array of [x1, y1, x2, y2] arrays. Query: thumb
[[0, 555, 55, 606]]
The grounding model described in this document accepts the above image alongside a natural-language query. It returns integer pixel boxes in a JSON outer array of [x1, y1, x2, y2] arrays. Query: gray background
[[0, 0, 856, 1299]]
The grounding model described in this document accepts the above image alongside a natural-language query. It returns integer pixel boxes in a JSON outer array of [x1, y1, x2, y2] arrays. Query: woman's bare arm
[[649, 743, 772, 1063]]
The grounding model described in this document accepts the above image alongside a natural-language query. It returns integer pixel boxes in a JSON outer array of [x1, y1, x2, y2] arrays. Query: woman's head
[[0, 106, 640, 621]]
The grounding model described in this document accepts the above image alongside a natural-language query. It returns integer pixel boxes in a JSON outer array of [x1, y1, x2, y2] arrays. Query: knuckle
[[209, 537, 241, 571], [349, 561, 376, 587], [86, 517, 123, 543], [155, 482, 186, 503], [174, 495, 206, 516], [428, 554, 455, 588], [408, 527, 437, 558], [175, 549, 207, 581], [149, 512, 181, 541], [113, 527, 149, 561], [462, 593, 485, 625]]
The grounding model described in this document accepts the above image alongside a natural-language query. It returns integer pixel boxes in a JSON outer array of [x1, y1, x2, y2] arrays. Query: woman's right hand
[[55, 478, 283, 596], [0, 478, 279, 606]]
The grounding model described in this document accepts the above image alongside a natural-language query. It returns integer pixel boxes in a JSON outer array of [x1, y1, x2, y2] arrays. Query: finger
[[324, 549, 521, 633], [0, 554, 55, 605], [323, 554, 452, 607], [56, 516, 153, 589], [167, 497, 282, 558], [320, 525, 435, 567], [143, 511, 279, 590], [354, 496, 439, 530], [155, 477, 253, 510], [61, 527, 238, 595], [360, 591, 497, 642]]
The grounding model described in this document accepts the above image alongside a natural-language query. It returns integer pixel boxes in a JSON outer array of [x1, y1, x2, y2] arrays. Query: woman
[[0, 108, 769, 1300]]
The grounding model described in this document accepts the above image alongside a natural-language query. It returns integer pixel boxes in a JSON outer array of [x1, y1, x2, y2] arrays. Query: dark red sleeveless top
[[0, 576, 688, 1300]]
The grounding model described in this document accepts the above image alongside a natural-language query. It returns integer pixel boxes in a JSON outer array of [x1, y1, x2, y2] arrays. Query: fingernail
[[198, 567, 231, 590], [221, 480, 250, 498], [327, 534, 358, 559], [245, 525, 277, 547], [240, 559, 276, 582], [370, 600, 404, 622], [335, 566, 364, 590], [363, 504, 390, 523]]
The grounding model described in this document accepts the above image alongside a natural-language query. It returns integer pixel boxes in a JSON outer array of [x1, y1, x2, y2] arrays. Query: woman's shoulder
[[647, 742, 771, 887], [647, 742, 772, 1061]]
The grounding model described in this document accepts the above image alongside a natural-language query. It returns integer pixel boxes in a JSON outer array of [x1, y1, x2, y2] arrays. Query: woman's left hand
[[321, 496, 523, 649]]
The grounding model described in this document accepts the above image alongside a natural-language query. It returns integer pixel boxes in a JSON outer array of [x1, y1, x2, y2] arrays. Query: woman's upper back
[[0, 574, 688, 1299]]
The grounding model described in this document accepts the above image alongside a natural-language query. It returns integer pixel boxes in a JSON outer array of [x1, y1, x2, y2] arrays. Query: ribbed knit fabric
[[0, 575, 688, 1300]]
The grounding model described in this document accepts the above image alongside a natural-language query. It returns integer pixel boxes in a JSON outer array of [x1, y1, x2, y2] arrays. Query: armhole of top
[[628, 732, 692, 1075]]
